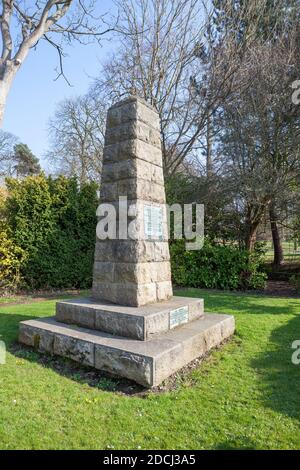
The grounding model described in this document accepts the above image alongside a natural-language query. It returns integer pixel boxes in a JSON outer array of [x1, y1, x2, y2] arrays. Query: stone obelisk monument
[[93, 96, 173, 306], [19, 96, 235, 388]]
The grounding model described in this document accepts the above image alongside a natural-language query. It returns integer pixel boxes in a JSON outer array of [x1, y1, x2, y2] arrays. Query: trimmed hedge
[[4, 175, 98, 290], [1, 175, 266, 292], [170, 240, 267, 290]]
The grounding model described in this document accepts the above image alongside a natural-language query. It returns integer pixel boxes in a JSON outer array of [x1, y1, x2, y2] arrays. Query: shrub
[[0, 188, 26, 291], [4, 175, 98, 290], [0, 228, 26, 292], [170, 240, 267, 290]]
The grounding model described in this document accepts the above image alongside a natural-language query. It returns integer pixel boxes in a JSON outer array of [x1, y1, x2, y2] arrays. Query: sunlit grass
[[0, 290, 299, 450]]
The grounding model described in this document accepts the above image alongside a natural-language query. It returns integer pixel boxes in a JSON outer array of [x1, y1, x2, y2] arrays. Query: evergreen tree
[[211, 0, 300, 42], [13, 144, 41, 177]]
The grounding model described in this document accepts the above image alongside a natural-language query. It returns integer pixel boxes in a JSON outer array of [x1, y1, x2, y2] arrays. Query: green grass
[[0, 290, 89, 305], [0, 290, 300, 450], [0, 299, 14, 305], [0, 296, 22, 304], [264, 240, 300, 262]]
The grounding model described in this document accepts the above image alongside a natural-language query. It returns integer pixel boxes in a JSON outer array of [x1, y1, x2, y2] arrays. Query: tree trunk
[[269, 203, 284, 267], [244, 204, 262, 252], [244, 202, 270, 252], [245, 223, 259, 251], [206, 115, 213, 178], [0, 83, 10, 127], [0, 63, 17, 127]]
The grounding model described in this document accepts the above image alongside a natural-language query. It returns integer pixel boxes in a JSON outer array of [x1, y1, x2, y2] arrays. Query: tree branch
[[43, 34, 72, 86], [1, 0, 13, 61]]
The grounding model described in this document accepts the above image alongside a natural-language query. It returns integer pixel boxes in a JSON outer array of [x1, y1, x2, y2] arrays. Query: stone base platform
[[19, 313, 235, 387], [56, 296, 204, 340]]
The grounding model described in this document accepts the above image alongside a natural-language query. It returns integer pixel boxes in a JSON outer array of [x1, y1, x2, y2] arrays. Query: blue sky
[[2, 1, 115, 169]]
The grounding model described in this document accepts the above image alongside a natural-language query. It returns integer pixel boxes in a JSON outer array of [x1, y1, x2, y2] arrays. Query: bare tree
[[0, 128, 17, 178], [218, 25, 300, 254], [48, 92, 106, 184], [93, 0, 209, 176], [92, 0, 275, 176], [0, 1, 112, 125]]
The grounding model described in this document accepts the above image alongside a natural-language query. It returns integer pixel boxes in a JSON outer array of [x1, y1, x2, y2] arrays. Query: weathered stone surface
[[100, 179, 166, 204], [19, 324, 54, 353], [19, 324, 36, 347], [56, 296, 204, 340], [95, 96, 172, 306], [53, 335, 94, 367], [156, 281, 173, 302], [95, 346, 153, 387], [94, 240, 170, 263], [95, 311, 144, 340], [103, 140, 163, 167], [105, 121, 161, 148], [93, 261, 115, 283], [113, 261, 171, 284], [92, 280, 174, 307], [19, 313, 235, 387], [153, 315, 235, 385], [92, 280, 160, 307], [102, 159, 164, 185], [38, 331, 55, 353], [56, 302, 96, 329], [107, 96, 160, 131]]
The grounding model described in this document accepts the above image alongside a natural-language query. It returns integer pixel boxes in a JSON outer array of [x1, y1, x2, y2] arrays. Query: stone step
[[55, 296, 204, 340], [19, 313, 235, 388]]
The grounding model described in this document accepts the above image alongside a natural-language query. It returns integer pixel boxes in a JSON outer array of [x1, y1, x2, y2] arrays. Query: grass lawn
[[0, 296, 22, 304], [0, 289, 300, 450], [264, 240, 300, 263]]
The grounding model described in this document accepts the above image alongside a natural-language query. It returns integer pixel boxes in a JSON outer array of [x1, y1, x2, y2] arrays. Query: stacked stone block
[[92, 96, 173, 307]]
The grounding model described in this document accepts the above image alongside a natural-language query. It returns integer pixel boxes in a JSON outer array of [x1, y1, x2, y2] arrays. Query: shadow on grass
[[1, 311, 199, 397], [11, 341, 147, 396], [213, 438, 257, 450], [0, 313, 36, 344], [0, 311, 146, 396], [251, 314, 300, 421]]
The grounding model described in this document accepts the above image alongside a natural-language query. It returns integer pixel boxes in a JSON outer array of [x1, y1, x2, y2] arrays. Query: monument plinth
[[18, 96, 235, 387]]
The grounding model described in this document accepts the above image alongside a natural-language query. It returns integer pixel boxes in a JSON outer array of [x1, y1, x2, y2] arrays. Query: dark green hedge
[[5, 175, 98, 289], [2, 174, 266, 292], [170, 240, 267, 290]]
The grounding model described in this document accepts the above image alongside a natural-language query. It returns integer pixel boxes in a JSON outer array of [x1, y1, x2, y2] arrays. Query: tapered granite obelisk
[[18, 96, 235, 388], [92, 96, 173, 306]]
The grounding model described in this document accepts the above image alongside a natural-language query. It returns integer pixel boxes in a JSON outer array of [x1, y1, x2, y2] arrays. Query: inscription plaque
[[169, 306, 189, 329], [144, 205, 163, 240]]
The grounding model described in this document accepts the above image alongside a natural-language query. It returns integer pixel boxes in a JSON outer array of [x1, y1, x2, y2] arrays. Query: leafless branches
[[91, 0, 280, 176], [217, 18, 300, 250], [92, 0, 206, 176], [0, 1, 112, 125], [0, 128, 18, 178], [47, 93, 106, 184]]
